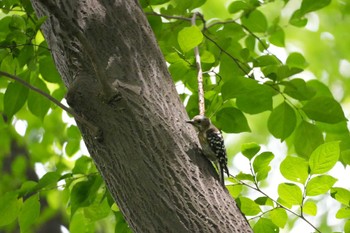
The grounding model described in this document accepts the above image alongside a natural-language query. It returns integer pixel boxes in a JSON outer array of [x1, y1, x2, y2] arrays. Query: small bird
[[186, 115, 229, 185]]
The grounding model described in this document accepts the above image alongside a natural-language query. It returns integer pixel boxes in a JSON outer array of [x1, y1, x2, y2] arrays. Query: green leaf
[[303, 200, 317, 216], [200, 50, 215, 63], [289, 10, 308, 27], [19, 194, 40, 233], [270, 208, 287, 228], [268, 102, 296, 141], [0, 192, 21, 226], [253, 55, 280, 67], [65, 140, 81, 157], [286, 52, 308, 69], [241, 10, 268, 33], [36, 171, 61, 190], [278, 183, 302, 206], [3, 72, 30, 119], [9, 15, 26, 31], [71, 175, 103, 216], [253, 152, 274, 181], [216, 107, 251, 133], [309, 141, 340, 174], [227, 185, 243, 198], [221, 76, 256, 100], [294, 121, 324, 158], [115, 211, 133, 233], [306, 175, 337, 196], [330, 187, 350, 205], [39, 56, 62, 83], [168, 60, 191, 82], [283, 78, 315, 101], [255, 197, 274, 207], [236, 197, 261, 216], [241, 142, 261, 160], [27, 78, 51, 119], [253, 218, 279, 233], [300, 0, 331, 15], [70, 209, 94, 233], [235, 172, 255, 182], [302, 96, 347, 124], [177, 26, 203, 52], [228, 1, 250, 14], [280, 156, 309, 184], [336, 207, 350, 219], [73, 156, 93, 174], [345, 220, 350, 233], [236, 84, 274, 114], [269, 25, 285, 47], [84, 198, 110, 221]]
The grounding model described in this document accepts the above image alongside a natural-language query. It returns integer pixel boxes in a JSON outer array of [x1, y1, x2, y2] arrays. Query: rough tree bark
[[30, 0, 253, 232]]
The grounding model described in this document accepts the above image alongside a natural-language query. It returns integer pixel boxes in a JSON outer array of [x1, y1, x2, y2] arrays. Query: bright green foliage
[[269, 208, 287, 228], [278, 183, 303, 206], [305, 175, 337, 196], [253, 218, 279, 233], [178, 26, 203, 52], [293, 121, 324, 158], [18, 194, 40, 233], [309, 141, 340, 174], [0, 192, 21, 226], [302, 96, 346, 124], [241, 142, 260, 160], [252, 152, 274, 182], [236, 196, 261, 216], [280, 156, 308, 184], [0, 0, 349, 232], [303, 200, 317, 216]]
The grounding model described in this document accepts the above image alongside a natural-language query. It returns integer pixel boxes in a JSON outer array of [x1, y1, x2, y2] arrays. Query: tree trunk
[[30, 0, 252, 232]]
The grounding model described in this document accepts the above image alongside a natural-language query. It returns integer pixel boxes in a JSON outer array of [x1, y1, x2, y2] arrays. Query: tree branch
[[191, 12, 205, 116], [0, 70, 99, 134]]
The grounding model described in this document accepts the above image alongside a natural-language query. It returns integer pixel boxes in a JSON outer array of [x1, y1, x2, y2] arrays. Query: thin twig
[[202, 33, 253, 78], [229, 176, 321, 233], [191, 13, 205, 116], [0, 71, 98, 133], [145, 11, 192, 21]]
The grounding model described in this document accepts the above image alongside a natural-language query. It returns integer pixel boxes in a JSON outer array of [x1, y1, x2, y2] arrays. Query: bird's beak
[[186, 120, 194, 125]]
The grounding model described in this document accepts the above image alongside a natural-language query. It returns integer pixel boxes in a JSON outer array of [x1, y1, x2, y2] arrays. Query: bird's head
[[186, 115, 211, 132]]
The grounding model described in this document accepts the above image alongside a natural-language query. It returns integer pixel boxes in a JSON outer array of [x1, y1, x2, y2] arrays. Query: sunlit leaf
[[177, 26, 203, 52], [303, 200, 317, 216], [270, 208, 287, 228], [278, 183, 302, 206], [306, 175, 337, 196], [309, 141, 340, 174], [241, 142, 261, 160], [253, 218, 279, 233], [280, 156, 309, 184], [236, 197, 261, 216]]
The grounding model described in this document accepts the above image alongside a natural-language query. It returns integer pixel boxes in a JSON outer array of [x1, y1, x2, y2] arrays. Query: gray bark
[[30, 0, 253, 232]]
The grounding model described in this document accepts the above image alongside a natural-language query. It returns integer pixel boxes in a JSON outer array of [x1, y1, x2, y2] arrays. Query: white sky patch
[[305, 12, 319, 32], [321, 32, 335, 46], [339, 59, 350, 78], [14, 119, 27, 136], [34, 162, 47, 179]]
